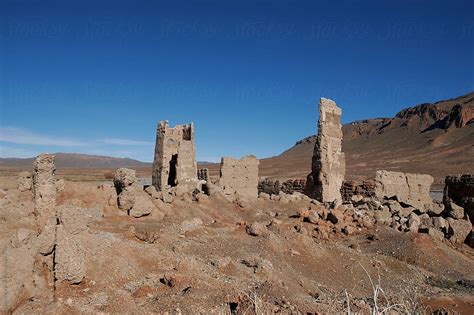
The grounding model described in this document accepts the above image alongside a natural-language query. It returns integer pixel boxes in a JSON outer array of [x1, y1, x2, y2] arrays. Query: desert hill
[[0, 153, 150, 169], [258, 92, 474, 185]]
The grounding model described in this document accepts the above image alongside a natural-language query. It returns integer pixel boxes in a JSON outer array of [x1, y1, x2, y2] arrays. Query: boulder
[[428, 201, 445, 216], [246, 222, 267, 236], [306, 211, 320, 224], [446, 201, 465, 220], [327, 209, 344, 225], [55, 225, 85, 284], [432, 216, 447, 233], [418, 213, 433, 232], [258, 192, 271, 200], [114, 168, 136, 189], [129, 194, 155, 218], [374, 206, 391, 224], [57, 205, 88, 235], [407, 212, 421, 233], [447, 218, 471, 244], [117, 186, 136, 211], [428, 228, 445, 242], [145, 186, 162, 199]]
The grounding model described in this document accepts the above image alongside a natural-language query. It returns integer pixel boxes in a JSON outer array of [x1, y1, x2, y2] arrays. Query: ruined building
[[152, 121, 198, 191], [219, 155, 260, 199], [306, 98, 346, 204]]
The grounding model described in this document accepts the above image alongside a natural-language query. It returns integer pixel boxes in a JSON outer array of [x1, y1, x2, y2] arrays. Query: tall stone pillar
[[33, 153, 57, 231], [307, 98, 346, 204]]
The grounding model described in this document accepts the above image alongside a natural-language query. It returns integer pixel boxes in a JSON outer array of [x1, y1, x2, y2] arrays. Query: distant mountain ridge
[[0, 153, 151, 169]]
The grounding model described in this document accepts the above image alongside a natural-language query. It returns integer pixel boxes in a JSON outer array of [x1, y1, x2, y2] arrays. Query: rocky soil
[[1, 175, 473, 314]]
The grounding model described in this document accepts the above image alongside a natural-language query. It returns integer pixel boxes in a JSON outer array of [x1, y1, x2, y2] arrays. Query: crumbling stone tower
[[152, 121, 198, 191], [307, 98, 346, 204]]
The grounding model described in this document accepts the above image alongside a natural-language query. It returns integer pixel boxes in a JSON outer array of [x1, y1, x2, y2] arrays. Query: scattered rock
[[407, 212, 421, 232], [246, 222, 267, 236], [342, 226, 354, 235], [129, 194, 155, 218], [180, 218, 203, 233], [446, 201, 465, 220], [327, 209, 344, 225], [55, 225, 86, 284], [432, 217, 447, 232], [145, 186, 162, 199], [428, 201, 445, 216], [428, 228, 445, 242], [447, 218, 471, 244], [130, 226, 160, 243], [306, 211, 320, 224], [118, 186, 136, 211]]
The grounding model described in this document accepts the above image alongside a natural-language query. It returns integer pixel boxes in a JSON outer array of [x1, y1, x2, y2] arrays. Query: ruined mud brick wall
[[197, 168, 210, 182], [375, 170, 433, 212], [258, 178, 307, 195], [444, 174, 473, 220], [33, 153, 57, 230], [306, 98, 346, 204], [258, 178, 281, 195], [152, 121, 198, 191], [340, 180, 376, 203], [219, 155, 259, 198]]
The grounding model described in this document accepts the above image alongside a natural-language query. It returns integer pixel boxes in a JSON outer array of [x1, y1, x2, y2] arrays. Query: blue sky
[[1, 0, 473, 162]]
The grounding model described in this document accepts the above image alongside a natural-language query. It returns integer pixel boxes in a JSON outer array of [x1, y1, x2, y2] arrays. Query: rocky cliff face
[[344, 92, 473, 137]]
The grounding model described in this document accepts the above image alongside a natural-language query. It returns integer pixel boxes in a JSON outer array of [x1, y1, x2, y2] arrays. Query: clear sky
[[1, 0, 473, 162]]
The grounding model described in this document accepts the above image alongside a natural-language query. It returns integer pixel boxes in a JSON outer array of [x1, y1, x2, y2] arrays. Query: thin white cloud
[[0, 127, 86, 146], [99, 138, 153, 146]]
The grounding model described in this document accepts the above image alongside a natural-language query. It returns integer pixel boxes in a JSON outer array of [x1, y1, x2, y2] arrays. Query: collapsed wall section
[[219, 155, 259, 199]]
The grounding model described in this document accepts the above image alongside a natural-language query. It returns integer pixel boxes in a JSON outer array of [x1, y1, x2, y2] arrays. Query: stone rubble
[[114, 168, 156, 218]]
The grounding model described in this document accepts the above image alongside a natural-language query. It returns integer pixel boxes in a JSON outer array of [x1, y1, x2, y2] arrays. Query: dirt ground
[[1, 173, 473, 314]]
